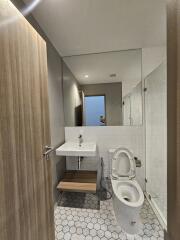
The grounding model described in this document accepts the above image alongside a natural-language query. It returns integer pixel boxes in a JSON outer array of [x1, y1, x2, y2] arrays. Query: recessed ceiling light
[[84, 75, 89, 78]]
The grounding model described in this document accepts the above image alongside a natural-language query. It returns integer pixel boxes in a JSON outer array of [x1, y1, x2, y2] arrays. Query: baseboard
[[144, 192, 167, 231]]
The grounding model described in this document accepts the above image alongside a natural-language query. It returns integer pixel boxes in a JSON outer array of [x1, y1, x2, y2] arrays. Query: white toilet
[[109, 147, 144, 235]]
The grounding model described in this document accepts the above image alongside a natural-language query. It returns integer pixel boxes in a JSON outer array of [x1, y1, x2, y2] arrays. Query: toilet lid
[[111, 147, 136, 179]]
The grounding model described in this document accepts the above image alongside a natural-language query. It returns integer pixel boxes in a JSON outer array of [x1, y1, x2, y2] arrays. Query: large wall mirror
[[63, 49, 142, 126]]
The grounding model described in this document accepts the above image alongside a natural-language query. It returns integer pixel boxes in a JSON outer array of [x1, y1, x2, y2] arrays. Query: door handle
[[43, 145, 52, 160], [43, 142, 62, 160]]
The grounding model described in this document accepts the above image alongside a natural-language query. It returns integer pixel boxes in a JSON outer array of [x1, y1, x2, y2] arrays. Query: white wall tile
[[65, 126, 145, 190]]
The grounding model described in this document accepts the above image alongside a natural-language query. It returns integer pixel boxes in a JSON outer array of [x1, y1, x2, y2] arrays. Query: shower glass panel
[[145, 62, 167, 222]]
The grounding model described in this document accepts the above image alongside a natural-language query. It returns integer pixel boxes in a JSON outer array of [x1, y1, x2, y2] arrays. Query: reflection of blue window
[[85, 96, 106, 126]]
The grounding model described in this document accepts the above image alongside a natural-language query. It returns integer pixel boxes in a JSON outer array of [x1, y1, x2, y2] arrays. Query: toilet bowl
[[109, 147, 144, 234]]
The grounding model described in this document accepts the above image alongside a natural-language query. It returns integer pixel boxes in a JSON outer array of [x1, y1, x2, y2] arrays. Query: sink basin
[[56, 142, 97, 157]]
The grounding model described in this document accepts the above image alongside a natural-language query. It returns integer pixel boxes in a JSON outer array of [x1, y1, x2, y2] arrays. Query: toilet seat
[[111, 147, 136, 179]]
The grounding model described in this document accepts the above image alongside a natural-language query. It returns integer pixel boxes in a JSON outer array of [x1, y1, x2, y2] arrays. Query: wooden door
[[166, 0, 180, 239], [0, 1, 54, 240]]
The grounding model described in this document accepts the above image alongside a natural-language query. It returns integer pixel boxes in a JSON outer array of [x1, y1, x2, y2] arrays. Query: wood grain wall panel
[[166, 0, 180, 239], [0, 1, 54, 240]]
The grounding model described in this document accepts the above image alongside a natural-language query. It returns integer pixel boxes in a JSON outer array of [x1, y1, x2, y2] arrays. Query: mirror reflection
[[63, 49, 142, 126]]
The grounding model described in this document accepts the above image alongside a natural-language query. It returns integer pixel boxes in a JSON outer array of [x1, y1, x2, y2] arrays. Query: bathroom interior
[[1, 0, 178, 240]]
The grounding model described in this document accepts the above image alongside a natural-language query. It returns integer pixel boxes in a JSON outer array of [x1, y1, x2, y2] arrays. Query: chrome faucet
[[78, 134, 83, 147]]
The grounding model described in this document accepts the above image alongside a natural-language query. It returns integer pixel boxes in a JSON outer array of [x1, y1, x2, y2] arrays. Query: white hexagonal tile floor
[[54, 198, 164, 240]]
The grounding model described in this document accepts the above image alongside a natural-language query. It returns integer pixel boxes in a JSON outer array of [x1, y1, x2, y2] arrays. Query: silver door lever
[[43, 142, 62, 160], [43, 145, 52, 160]]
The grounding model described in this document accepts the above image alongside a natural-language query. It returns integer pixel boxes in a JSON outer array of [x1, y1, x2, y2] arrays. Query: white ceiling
[[63, 49, 142, 96], [25, 0, 166, 56]]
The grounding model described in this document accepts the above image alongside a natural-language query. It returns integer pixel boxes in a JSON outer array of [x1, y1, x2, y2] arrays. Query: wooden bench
[[57, 170, 97, 193]]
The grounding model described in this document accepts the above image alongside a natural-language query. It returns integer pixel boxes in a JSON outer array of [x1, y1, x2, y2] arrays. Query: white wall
[[142, 46, 166, 79], [65, 126, 145, 190]]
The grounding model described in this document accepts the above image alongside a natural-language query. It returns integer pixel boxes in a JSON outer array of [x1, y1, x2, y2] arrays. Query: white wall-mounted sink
[[56, 142, 97, 157]]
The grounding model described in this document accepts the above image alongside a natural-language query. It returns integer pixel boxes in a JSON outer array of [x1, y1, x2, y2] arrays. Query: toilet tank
[[108, 148, 117, 160]]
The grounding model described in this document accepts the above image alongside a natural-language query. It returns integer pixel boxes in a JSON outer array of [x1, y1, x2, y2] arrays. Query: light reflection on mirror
[[62, 49, 143, 127]]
